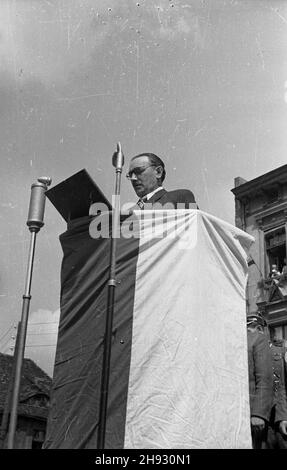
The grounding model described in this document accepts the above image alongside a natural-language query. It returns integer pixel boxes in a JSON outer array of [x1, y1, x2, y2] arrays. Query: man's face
[[128, 156, 162, 198], [247, 323, 264, 334]]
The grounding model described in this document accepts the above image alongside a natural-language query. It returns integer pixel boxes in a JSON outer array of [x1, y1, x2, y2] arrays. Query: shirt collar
[[144, 186, 163, 201]]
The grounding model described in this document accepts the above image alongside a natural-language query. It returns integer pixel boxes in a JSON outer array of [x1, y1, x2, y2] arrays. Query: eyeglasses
[[126, 164, 156, 180]]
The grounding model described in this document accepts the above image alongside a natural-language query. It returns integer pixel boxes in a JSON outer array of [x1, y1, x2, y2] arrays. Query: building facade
[[231, 164, 287, 341], [0, 353, 51, 449]]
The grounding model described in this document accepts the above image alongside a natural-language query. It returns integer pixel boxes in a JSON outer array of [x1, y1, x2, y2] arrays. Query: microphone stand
[[97, 143, 124, 449], [7, 177, 52, 449]]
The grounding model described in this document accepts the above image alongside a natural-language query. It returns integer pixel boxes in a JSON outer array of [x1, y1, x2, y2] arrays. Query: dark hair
[[131, 153, 166, 183]]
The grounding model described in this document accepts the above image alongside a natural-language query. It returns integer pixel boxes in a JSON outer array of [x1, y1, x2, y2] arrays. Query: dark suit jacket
[[247, 329, 273, 422], [143, 188, 197, 209]]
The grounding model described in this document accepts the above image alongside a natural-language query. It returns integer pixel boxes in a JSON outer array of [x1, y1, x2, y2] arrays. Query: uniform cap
[[246, 313, 267, 327]]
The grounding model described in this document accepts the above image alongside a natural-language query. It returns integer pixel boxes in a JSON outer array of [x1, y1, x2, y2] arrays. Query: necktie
[[137, 197, 147, 210], [137, 199, 145, 210]]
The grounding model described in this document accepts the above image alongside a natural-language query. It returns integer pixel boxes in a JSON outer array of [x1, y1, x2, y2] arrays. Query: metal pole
[[97, 143, 124, 449], [7, 177, 52, 449]]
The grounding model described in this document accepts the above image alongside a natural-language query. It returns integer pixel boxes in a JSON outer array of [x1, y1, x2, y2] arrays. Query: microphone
[[112, 142, 124, 171], [27, 177, 52, 232]]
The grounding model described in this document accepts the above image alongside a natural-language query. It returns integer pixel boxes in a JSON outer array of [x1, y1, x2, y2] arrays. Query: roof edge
[[231, 164, 287, 198]]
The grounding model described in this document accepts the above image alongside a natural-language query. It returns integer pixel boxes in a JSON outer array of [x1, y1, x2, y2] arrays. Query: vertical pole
[[97, 143, 124, 449], [7, 177, 51, 449], [7, 232, 37, 449]]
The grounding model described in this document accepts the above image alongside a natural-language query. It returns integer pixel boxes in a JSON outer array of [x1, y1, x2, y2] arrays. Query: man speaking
[[126, 152, 197, 209]]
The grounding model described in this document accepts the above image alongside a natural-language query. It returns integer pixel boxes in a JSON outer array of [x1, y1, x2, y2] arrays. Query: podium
[[43, 203, 254, 449]]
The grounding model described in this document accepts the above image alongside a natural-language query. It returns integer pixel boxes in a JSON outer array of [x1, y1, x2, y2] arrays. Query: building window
[[269, 324, 287, 342], [265, 226, 286, 276]]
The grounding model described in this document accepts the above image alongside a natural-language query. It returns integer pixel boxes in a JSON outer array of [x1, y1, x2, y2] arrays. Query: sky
[[0, 0, 287, 377]]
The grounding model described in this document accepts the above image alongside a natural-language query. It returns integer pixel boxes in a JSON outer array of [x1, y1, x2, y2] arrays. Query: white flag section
[[124, 209, 254, 449]]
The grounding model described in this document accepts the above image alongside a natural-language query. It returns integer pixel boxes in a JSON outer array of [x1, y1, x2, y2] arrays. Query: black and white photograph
[[0, 0, 287, 455]]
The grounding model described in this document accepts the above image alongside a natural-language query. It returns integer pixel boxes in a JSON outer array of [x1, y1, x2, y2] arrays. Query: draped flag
[[44, 210, 254, 449]]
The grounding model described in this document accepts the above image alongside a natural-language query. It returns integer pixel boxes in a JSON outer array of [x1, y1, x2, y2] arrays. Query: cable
[[0, 324, 16, 347], [1, 335, 15, 353]]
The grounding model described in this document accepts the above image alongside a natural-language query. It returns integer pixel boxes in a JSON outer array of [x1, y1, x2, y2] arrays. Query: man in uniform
[[247, 313, 273, 449], [265, 330, 287, 449]]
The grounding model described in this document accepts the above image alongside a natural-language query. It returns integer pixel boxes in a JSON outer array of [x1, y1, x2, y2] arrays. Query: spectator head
[[247, 312, 267, 333]]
